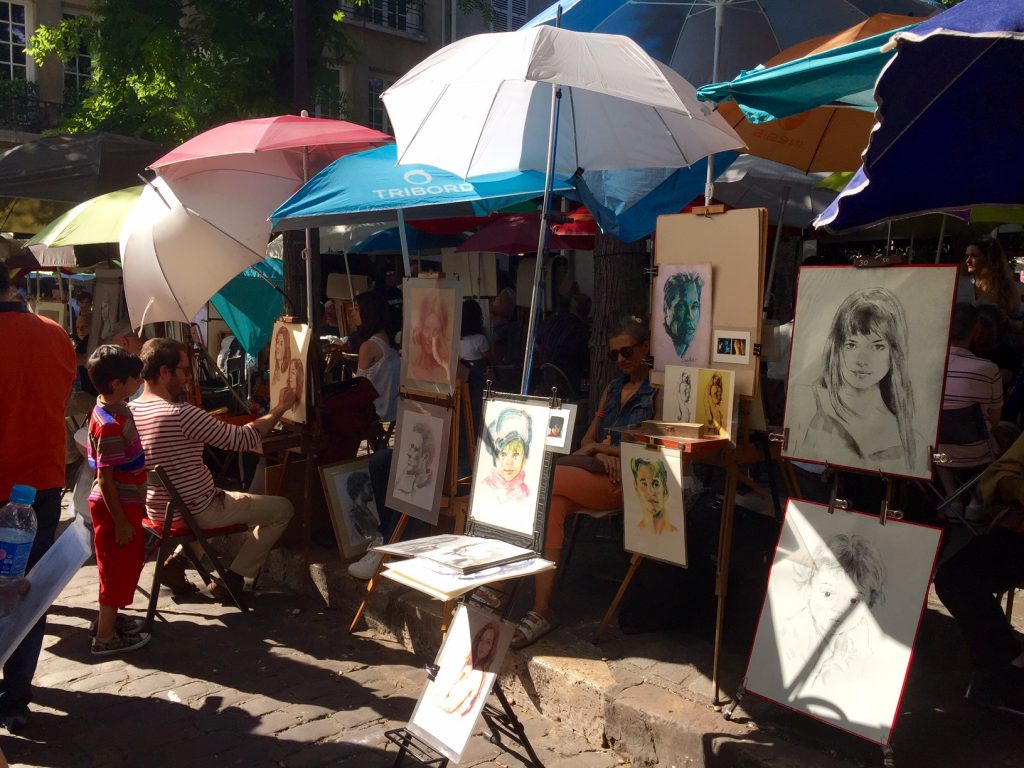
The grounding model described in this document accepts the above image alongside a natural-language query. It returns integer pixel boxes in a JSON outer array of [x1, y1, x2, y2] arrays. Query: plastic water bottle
[[0, 485, 37, 585]]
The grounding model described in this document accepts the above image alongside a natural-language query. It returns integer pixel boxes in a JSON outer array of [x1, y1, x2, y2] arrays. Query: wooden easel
[[349, 381, 475, 633], [592, 395, 800, 708]]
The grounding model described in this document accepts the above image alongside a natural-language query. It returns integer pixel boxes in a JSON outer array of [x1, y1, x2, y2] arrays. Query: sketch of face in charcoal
[[782, 267, 957, 480], [745, 499, 943, 745], [345, 471, 379, 546], [664, 271, 703, 357], [396, 421, 435, 502]]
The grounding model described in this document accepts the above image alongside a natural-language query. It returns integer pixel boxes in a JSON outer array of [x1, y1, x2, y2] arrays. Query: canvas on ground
[[319, 458, 381, 560], [620, 441, 687, 567], [653, 263, 712, 370], [782, 266, 958, 479], [269, 320, 312, 424], [401, 278, 463, 395], [468, 398, 549, 540], [407, 604, 514, 762], [745, 499, 942, 745], [385, 398, 452, 525]]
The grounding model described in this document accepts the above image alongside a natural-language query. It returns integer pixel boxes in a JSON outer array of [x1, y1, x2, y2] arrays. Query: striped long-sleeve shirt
[[130, 397, 262, 523]]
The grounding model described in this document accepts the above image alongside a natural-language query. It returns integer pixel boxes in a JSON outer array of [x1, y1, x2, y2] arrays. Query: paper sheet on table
[[0, 516, 92, 666]]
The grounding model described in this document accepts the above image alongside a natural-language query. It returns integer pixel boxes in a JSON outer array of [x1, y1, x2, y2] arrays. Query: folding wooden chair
[[140, 465, 249, 632]]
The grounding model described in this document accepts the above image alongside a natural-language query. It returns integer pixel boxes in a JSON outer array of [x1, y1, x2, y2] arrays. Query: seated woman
[[353, 291, 401, 424], [512, 315, 656, 649]]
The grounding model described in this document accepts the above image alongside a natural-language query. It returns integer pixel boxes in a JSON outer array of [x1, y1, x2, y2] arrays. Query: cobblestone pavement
[[5, 561, 624, 768]]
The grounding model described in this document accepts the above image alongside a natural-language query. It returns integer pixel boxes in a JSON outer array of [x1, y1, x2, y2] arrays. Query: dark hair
[[611, 315, 649, 344], [76, 291, 92, 302], [346, 471, 372, 502], [950, 302, 979, 342], [355, 291, 394, 346], [87, 344, 143, 395], [0, 264, 9, 295], [140, 338, 187, 382], [461, 299, 485, 337]]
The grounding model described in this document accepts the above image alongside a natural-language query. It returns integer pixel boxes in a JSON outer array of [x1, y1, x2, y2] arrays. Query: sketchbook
[[374, 534, 536, 574], [381, 556, 555, 602]]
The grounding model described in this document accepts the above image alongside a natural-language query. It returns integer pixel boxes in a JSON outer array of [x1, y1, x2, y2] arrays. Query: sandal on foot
[[469, 585, 503, 610], [511, 611, 556, 650]]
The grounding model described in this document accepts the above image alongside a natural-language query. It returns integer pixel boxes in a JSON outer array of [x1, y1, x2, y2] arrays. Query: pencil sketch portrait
[[783, 267, 957, 480], [664, 365, 696, 422], [386, 399, 451, 525], [745, 499, 943, 745], [401, 278, 463, 394], [653, 264, 712, 370]]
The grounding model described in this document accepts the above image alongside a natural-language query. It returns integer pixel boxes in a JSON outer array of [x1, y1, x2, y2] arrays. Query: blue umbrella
[[270, 144, 571, 230], [817, 0, 1024, 232], [210, 258, 284, 356], [348, 226, 463, 254]]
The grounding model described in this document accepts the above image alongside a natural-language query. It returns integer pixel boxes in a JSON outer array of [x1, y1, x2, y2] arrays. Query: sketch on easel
[[269, 320, 311, 424], [745, 499, 942, 745], [407, 603, 515, 761], [620, 441, 687, 567], [782, 266, 957, 480], [653, 264, 712, 370], [663, 365, 697, 423], [385, 398, 452, 525]]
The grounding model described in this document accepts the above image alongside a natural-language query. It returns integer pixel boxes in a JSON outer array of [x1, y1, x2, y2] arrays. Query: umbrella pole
[[703, 0, 726, 206], [519, 84, 562, 395], [343, 250, 355, 302], [303, 147, 315, 329], [397, 208, 412, 277], [935, 214, 947, 263], [764, 185, 790, 318]]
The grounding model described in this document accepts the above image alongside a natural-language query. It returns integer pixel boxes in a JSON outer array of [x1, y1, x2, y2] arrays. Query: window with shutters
[[368, 77, 388, 133], [61, 13, 92, 101], [338, 0, 423, 34], [490, 0, 527, 32]]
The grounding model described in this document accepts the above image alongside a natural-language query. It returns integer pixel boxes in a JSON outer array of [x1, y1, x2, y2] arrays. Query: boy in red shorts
[[86, 345, 151, 656]]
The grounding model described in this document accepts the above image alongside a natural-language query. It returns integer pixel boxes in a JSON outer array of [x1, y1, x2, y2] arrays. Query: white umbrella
[[382, 25, 743, 391], [120, 177, 273, 328], [383, 26, 742, 179]]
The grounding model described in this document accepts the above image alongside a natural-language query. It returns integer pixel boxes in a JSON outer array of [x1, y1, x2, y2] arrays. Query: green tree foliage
[[27, 0, 354, 145]]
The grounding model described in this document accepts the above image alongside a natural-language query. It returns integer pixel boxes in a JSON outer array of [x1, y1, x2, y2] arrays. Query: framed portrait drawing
[[401, 277, 463, 395], [467, 397, 550, 548], [653, 263, 712, 370], [385, 398, 453, 525], [269, 320, 312, 424], [745, 499, 942, 746], [407, 603, 514, 761], [782, 266, 958, 480], [712, 329, 751, 366], [620, 441, 687, 567], [319, 458, 381, 560], [544, 403, 578, 454]]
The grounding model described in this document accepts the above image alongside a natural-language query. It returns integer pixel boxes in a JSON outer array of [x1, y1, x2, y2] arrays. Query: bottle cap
[[9, 485, 36, 505]]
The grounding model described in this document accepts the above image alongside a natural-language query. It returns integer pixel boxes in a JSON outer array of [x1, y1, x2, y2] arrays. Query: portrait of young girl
[[783, 268, 958, 480]]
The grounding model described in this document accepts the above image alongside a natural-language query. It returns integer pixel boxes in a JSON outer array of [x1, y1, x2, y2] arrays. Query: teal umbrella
[[696, 22, 918, 123], [210, 257, 284, 355]]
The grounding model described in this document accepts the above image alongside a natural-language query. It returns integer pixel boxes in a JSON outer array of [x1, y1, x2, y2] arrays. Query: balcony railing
[[0, 93, 64, 134], [338, 0, 425, 35]]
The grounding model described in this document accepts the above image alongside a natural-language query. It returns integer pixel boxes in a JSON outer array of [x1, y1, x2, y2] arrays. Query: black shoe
[[966, 666, 1024, 717], [208, 570, 245, 603], [1, 704, 29, 734]]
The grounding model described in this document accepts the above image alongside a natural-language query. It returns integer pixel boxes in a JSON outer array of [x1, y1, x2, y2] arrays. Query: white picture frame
[[620, 441, 687, 567], [712, 329, 752, 365], [385, 398, 452, 525], [544, 403, 578, 454], [407, 604, 515, 762], [782, 266, 958, 480], [745, 498, 943, 746]]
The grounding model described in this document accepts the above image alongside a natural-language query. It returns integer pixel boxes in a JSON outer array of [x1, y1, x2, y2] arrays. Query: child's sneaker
[[91, 630, 152, 657], [89, 615, 145, 638]]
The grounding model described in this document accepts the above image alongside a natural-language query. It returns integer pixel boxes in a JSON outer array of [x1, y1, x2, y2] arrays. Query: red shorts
[[88, 498, 146, 608]]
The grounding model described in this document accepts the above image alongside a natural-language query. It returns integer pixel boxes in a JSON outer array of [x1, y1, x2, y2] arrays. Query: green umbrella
[[26, 185, 143, 267]]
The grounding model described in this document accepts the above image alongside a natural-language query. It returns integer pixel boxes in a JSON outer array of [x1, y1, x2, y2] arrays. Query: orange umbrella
[[718, 14, 919, 173]]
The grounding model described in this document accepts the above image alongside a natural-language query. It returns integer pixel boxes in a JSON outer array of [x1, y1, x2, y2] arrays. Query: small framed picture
[[544, 403, 578, 454], [711, 329, 751, 366], [320, 457, 381, 560]]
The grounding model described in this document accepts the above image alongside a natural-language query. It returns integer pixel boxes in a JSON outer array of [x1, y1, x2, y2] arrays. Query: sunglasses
[[607, 344, 638, 361]]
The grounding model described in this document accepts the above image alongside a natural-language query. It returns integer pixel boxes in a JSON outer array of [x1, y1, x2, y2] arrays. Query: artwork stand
[[348, 383, 475, 634]]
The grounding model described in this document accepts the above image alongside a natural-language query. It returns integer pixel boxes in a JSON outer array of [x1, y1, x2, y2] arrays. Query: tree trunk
[[589, 233, 651, 415]]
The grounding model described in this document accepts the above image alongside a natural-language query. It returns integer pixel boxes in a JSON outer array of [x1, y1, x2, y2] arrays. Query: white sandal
[[511, 610, 557, 649]]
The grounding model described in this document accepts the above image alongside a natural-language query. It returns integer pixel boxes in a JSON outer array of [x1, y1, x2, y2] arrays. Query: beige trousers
[[194, 491, 294, 578]]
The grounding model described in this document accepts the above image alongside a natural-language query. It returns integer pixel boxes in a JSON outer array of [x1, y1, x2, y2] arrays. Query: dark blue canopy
[[817, 0, 1024, 232]]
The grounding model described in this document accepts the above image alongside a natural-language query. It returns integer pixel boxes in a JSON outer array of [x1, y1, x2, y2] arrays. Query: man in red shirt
[[0, 266, 76, 732]]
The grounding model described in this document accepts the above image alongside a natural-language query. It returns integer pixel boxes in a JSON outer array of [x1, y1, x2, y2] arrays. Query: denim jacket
[[597, 374, 656, 445]]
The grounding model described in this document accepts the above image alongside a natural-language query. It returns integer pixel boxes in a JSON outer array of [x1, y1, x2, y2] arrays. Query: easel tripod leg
[[350, 514, 410, 633], [712, 459, 739, 708], [593, 553, 644, 643]]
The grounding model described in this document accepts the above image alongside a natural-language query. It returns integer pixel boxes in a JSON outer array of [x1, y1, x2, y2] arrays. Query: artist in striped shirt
[[131, 338, 297, 599]]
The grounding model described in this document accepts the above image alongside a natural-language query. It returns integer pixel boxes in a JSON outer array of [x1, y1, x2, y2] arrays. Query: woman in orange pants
[[513, 316, 656, 648]]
